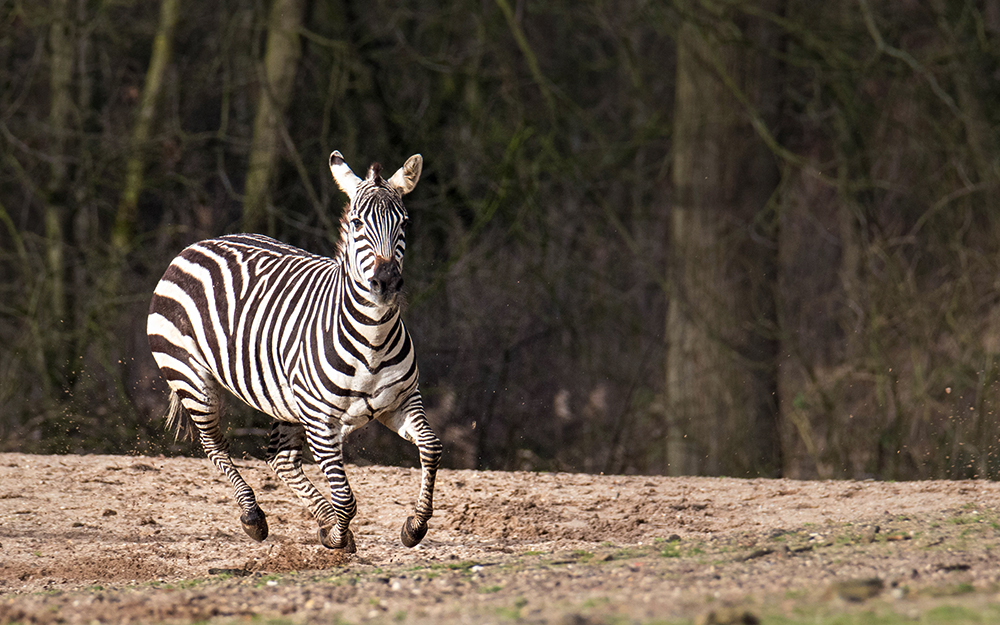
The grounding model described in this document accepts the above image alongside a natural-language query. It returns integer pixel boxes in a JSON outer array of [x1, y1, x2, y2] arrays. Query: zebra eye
[[401, 217, 410, 230], [351, 218, 363, 230]]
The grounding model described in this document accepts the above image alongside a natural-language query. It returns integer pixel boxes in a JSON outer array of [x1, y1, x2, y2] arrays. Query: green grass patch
[[923, 605, 985, 623], [581, 596, 610, 609], [613, 547, 645, 559], [660, 545, 681, 558], [494, 597, 529, 620], [494, 605, 521, 620], [761, 597, 1000, 625], [660, 541, 682, 558], [765, 608, 967, 625], [687, 544, 706, 556], [447, 561, 480, 570], [924, 583, 977, 597], [172, 578, 206, 590], [254, 573, 284, 588]]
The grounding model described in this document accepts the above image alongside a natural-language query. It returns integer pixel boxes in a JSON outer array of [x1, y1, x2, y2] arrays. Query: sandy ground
[[2, 453, 1000, 623]]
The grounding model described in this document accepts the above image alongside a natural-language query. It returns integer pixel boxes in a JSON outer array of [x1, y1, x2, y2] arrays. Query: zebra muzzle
[[370, 259, 403, 297]]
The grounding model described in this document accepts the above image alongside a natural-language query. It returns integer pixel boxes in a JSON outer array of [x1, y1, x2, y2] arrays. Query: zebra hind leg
[[174, 384, 268, 542], [378, 394, 442, 548], [266, 422, 355, 553]]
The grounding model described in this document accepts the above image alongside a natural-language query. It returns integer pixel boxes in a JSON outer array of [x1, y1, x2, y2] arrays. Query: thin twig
[[857, 0, 962, 119], [493, 0, 557, 117]]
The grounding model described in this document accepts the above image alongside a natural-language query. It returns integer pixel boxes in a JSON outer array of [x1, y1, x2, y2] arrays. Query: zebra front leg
[[378, 392, 442, 548], [178, 387, 268, 542], [304, 421, 357, 552]]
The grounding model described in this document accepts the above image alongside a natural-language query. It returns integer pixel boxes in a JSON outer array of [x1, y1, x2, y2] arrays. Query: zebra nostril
[[369, 278, 383, 293], [384, 273, 402, 293]]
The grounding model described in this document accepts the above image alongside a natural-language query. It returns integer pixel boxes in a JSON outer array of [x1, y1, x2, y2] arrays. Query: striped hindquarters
[[147, 234, 339, 421]]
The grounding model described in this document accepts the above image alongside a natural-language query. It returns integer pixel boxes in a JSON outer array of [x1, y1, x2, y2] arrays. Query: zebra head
[[329, 151, 423, 306]]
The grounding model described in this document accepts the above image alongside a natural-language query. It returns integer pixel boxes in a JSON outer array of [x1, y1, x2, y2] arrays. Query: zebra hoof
[[240, 506, 268, 542], [318, 526, 357, 553], [400, 516, 427, 548]]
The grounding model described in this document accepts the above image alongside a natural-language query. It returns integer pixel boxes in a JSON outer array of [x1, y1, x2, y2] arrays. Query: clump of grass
[[660, 539, 682, 558], [924, 582, 976, 597], [447, 561, 479, 571]]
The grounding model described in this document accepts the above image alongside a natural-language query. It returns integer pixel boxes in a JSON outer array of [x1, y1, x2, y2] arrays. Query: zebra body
[[150, 234, 414, 423], [147, 152, 440, 551]]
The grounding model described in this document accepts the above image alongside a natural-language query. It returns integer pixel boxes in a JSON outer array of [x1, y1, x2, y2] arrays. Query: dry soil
[[2, 453, 1000, 623]]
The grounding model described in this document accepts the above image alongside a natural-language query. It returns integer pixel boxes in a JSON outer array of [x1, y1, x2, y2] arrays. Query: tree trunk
[[112, 0, 180, 255], [41, 0, 75, 392], [242, 0, 307, 234], [665, 0, 783, 477]]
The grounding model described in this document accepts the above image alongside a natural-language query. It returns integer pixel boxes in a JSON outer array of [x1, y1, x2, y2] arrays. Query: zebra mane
[[334, 201, 352, 258]]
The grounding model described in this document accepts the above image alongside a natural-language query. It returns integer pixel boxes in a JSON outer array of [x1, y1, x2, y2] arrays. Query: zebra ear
[[329, 151, 361, 202], [388, 154, 423, 196]]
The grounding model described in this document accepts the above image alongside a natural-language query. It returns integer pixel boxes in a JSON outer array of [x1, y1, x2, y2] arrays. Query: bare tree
[[112, 0, 180, 255], [38, 0, 76, 393], [242, 0, 307, 234], [665, 0, 783, 477]]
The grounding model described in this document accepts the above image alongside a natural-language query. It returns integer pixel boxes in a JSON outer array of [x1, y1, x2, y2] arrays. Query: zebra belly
[[212, 379, 301, 424], [290, 373, 413, 430], [342, 387, 404, 424]]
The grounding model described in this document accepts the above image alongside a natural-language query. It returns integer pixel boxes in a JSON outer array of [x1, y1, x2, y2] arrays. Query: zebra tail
[[165, 389, 196, 441]]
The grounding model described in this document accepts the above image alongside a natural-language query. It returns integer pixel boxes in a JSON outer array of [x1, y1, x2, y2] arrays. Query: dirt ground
[[2, 453, 1000, 624]]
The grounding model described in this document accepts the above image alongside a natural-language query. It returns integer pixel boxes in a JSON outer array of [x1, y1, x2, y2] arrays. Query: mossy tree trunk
[[39, 0, 75, 393], [665, 0, 783, 477], [112, 0, 180, 255], [242, 0, 307, 234]]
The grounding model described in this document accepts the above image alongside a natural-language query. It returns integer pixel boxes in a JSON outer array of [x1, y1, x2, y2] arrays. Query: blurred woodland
[[2, 0, 1000, 480]]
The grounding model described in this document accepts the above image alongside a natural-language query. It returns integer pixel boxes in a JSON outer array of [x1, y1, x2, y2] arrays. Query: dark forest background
[[2, 0, 1000, 480]]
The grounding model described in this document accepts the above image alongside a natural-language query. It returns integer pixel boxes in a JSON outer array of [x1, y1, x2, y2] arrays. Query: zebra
[[146, 151, 441, 552]]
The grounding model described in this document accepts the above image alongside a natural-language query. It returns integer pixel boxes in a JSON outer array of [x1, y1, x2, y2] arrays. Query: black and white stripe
[[147, 151, 440, 551]]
